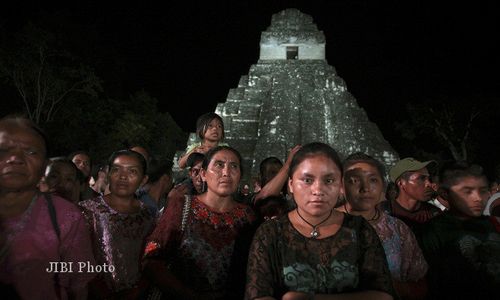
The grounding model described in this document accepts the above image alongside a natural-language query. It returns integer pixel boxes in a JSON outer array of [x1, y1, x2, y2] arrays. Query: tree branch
[[462, 110, 480, 143], [434, 125, 462, 160], [46, 78, 90, 121], [36, 46, 45, 116], [13, 71, 33, 120]]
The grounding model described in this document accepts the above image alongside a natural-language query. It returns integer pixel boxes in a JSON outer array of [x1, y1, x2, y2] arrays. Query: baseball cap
[[389, 157, 436, 182]]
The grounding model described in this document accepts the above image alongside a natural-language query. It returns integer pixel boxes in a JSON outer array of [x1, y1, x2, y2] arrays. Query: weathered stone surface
[[174, 8, 399, 183]]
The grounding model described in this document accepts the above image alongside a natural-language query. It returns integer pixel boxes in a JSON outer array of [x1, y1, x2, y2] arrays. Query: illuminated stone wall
[[176, 9, 399, 184]]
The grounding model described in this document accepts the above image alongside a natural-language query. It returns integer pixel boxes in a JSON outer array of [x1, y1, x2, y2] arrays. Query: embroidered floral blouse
[[144, 194, 256, 299], [245, 213, 395, 299]]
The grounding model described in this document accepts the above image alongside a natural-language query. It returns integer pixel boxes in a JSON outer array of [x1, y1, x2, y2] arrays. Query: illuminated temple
[[177, 8, 399, 183]]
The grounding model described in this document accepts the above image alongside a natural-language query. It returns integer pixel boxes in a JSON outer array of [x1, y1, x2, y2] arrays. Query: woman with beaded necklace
[[245, 143, 395, 300], [340, 152, 428, 300]]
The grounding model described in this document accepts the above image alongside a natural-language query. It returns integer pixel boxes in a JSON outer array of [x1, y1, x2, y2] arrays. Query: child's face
[[203, 118, 223, 142], [447, 176, 489, 219]]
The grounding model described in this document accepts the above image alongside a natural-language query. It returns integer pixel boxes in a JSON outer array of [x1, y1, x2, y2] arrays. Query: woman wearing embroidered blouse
[[339, 152, 428, 299], [245, 142, 395, 300], [143, 146, 256, 299], [79, 149, 156, 299]]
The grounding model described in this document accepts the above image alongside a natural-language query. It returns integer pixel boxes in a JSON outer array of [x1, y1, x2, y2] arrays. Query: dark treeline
[[1, 5, 499, 180], [0, 18, 187, 165]]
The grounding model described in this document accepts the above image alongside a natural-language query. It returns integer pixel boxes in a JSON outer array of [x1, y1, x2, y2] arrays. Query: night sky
[[2, 1, 499, 171]]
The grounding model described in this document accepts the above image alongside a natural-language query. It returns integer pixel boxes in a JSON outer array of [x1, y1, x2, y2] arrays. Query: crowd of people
[[1, 112, 499, 300]]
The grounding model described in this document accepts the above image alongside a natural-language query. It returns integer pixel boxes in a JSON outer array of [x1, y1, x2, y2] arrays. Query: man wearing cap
[[381, 157, 442, 238]]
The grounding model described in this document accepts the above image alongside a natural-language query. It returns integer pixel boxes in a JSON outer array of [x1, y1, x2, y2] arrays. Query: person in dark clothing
[[380, 157, 441, 239], [419, 161, 500, 299]]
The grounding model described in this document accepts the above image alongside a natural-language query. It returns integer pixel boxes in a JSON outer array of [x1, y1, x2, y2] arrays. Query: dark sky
[[2, 1, 500, 168]]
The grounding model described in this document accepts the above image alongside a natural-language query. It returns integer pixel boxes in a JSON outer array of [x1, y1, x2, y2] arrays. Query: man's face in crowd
[[398, 168, 434, 202], [446, 176, 489, 219]]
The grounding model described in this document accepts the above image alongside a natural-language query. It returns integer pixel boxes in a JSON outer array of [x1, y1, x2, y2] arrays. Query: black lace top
[[245, 213, 395, 299]]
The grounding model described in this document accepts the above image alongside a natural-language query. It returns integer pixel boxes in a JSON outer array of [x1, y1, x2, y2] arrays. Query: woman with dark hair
[[177, 112, 228, 169], [143, 146, 256, 299], [0, 115, 95, 299], [245, 142, 395, 300], [44, 158, 84, 203], [79, 149, 156, 299], [340, 152, 428, 300]]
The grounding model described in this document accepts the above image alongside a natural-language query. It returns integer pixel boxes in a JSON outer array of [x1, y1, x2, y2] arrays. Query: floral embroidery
[[191, 196, 254, 229], [198, 209, 209, 219], [210, 214, 221, 226], [224, 214, 234, 225], [155, 194, 256, 299], [234, 208, 245, 218], [144, 241, 160, 258]]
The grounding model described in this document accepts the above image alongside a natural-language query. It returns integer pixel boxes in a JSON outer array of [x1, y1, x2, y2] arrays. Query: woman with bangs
[[245, 143, 395, 300], [340, 152, 428, 300]]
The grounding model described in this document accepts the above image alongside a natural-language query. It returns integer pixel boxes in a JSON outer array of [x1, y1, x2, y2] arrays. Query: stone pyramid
[[180, 8, 399, 183]]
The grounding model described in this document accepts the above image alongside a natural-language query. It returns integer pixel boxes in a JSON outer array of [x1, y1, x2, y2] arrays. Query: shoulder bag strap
[[180, 194, 192, 232], [44, 193, 61, 241], [43, 193, 62, 300]]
